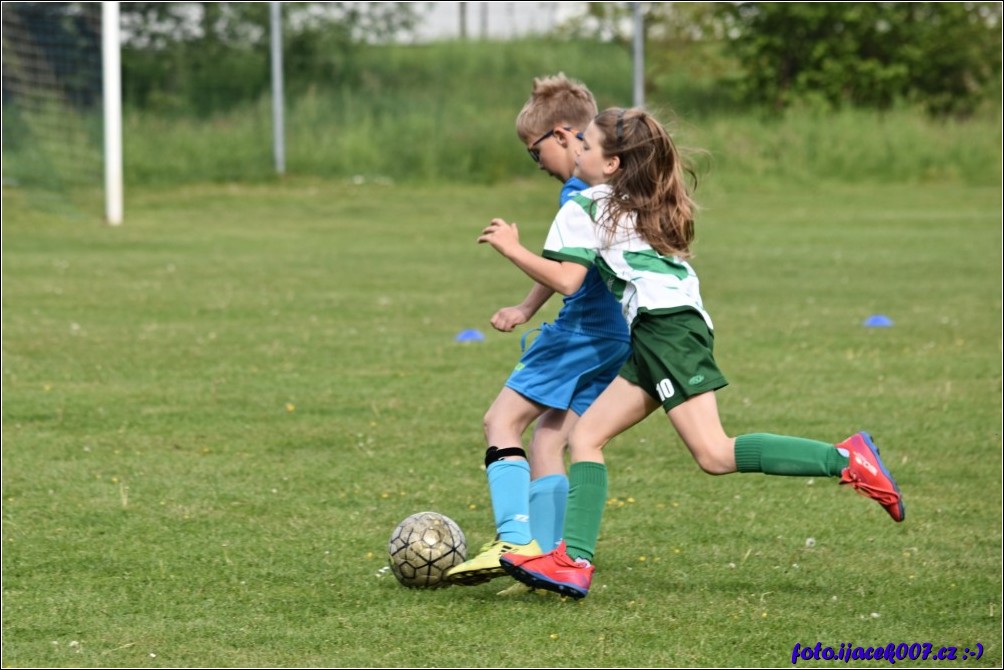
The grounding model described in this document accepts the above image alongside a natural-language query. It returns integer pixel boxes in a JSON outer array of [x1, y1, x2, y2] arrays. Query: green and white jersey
[[541, 184, 714, 331]]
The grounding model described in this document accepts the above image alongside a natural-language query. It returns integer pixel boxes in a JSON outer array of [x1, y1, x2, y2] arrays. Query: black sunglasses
[[527, 126, 573, 163]]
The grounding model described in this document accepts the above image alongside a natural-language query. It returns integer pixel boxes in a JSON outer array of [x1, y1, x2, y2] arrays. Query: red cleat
[[500, 541, 594, 599], [839, 432, 905, 522]]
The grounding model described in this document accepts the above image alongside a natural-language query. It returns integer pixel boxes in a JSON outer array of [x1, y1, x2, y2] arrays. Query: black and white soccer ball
[[387, 511, 467, 588]]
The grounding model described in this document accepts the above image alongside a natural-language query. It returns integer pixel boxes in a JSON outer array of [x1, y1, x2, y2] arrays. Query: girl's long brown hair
[[593, 108, 698, 258]]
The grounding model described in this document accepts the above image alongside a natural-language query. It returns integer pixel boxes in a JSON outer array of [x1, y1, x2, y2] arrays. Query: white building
[[410, 2, 587, 41]]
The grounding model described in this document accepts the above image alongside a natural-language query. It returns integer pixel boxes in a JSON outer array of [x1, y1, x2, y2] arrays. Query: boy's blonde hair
[[515, 73, 598, 143]]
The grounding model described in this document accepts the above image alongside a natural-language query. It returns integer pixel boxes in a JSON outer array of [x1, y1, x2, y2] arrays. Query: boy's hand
[[477, 218, 521, 257], [490, 305, 532, 332]]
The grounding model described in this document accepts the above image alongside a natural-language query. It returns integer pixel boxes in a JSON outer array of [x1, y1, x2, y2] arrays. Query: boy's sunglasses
[[527, 126, 574, 163]]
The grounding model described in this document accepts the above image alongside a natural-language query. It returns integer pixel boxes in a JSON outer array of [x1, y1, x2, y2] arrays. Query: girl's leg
[[667, 392, 903, 520], [666, 391, 736, 474], [668, 391, 848, 477], [566, 377, 659, 463], [562, 377, 659, 561]]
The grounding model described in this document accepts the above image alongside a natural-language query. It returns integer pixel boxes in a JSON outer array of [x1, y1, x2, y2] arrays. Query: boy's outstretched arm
[[478, 218, 587, 296], [490, 282, 554, 332]]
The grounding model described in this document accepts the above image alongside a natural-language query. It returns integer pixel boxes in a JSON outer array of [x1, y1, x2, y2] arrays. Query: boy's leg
[[447, 447, 542, 585], [447, 389, 543, 585], [481, 387, 544, 544], [483, 386, 542, 450], [488, 456, 533, 543], [529, 475, 569, 552], [527, 408, 576, 551]]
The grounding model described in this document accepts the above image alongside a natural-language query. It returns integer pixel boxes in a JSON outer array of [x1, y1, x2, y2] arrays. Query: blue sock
[[486, 459, 532, 544], [529, 473, 568, 551]]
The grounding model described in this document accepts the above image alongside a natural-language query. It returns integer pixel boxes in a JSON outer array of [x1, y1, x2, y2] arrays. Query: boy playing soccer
[[445, 74, 631, 589]]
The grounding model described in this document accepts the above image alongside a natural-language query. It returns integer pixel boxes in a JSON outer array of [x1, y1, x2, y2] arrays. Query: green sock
[[562, 461, 607, 563], [734, 433, 849, 477]]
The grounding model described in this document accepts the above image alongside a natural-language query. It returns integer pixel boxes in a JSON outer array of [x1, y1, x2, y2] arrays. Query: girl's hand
[[477, 218, 521, 257]]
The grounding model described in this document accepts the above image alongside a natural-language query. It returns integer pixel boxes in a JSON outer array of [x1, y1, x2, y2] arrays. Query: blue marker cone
[[863, 315, 893, 327], [455, 328, 485, 342]]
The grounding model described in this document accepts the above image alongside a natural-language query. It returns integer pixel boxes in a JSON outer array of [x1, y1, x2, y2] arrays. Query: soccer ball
[[387, 511, 467, 588]]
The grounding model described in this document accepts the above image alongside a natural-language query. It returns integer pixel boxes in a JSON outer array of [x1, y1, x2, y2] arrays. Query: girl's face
[[574, 122, 619, 186]]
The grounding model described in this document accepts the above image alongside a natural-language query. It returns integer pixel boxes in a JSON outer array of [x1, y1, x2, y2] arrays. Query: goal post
[[1, 1, 122, 223], [102, 1, 123, 225]]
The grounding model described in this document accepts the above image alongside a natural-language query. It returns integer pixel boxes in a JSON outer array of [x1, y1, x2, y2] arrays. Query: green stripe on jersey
[[623, 249, 690, 280], [569, 193, 600, 220]]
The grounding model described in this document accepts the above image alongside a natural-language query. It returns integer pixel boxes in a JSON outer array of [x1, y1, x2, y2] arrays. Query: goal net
[[2, 2, 106, 213]]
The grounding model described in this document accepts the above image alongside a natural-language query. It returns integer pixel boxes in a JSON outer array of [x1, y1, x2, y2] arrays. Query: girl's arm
[[478, 218, 587, 296]]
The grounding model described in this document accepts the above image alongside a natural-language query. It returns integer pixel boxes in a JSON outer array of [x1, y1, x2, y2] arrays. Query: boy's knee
[[482, 406, 505, 436]]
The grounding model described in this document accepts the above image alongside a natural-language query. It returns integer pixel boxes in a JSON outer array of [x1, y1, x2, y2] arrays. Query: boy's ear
[[554, 126, 577, 147]]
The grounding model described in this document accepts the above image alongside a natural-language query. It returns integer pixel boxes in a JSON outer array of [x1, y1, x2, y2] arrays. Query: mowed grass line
[[2, 178, 1000, 667]]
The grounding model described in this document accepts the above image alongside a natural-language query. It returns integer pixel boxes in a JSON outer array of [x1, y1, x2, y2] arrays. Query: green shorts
[[619, 309, 728, 411]]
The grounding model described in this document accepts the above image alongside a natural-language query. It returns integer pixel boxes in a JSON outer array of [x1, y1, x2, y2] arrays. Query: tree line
[[4, 2, 1001, 118]]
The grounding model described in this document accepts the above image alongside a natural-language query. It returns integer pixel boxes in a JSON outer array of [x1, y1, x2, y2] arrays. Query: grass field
[[2, 177, 1001, 667]]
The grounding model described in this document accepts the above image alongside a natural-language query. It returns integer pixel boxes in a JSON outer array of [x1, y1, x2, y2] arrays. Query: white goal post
[[2, 2, 123, 222], [102, 1, 123, 225]]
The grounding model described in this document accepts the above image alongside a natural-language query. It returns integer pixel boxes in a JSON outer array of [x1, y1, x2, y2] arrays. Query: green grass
[[2, 177, 1001, 667]]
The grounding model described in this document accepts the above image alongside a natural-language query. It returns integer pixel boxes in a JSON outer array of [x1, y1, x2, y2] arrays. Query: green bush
[[5, 38, 1001, 190], [116, 39, 999, 188]]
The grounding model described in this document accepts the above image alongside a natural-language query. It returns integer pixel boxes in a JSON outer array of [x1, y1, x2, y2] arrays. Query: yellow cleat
[[446, 538, 541, 586]]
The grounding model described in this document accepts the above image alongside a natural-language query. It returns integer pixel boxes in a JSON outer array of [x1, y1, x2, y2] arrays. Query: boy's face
[[526, 126, 580, 182]]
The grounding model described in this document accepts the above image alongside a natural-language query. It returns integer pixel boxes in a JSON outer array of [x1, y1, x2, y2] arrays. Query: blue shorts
[[505, 323, 632, 416]]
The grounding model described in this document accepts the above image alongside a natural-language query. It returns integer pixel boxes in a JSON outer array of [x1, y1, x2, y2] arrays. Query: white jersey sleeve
[[541, 192, 600, 268]]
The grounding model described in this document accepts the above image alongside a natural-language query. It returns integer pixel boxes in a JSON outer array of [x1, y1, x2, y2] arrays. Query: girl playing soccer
[[477, 107, 905, 600]]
